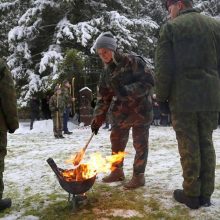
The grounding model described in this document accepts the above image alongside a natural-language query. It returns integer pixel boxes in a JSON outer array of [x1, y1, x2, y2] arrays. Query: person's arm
[[155, 23, 174, 102], [0, 59, 19, 132], [115, 55, 154, 99]]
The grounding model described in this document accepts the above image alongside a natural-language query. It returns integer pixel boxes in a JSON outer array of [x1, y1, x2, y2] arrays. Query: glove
[[91, 117, 103, 135], [8, 129, 16, 134], [55, 107, 59, 111], [158, 101, 170, 115]]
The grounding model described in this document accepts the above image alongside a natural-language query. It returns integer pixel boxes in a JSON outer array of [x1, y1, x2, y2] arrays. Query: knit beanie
[[94, 31, 117, 51]]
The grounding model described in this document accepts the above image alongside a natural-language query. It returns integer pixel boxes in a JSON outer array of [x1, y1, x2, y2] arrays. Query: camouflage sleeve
[[93, 72, 113, 122], [120, 55, 154, 99], [155, 23, 175, 102], [49, 96, 56, 112], [0, 60, 19, 131]]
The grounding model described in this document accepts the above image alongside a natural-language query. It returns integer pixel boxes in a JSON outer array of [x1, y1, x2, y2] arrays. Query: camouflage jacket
[[155, 8, 220, 112], [49, 94, 66, 116], [62, 87, 72, 108], [94, 52, 154, 127], [0, 59, 19, 132]]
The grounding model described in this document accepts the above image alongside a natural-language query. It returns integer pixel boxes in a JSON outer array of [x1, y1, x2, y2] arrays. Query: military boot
[[123, 173, 145, 189], [173, 189, 200, 209], [102, 168, 125, 183], [199, 196, 211, 207], [0, 198, 12, 211]]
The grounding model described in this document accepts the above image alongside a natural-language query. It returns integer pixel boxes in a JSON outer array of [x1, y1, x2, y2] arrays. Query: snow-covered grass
[[0, 120, 219, 219]]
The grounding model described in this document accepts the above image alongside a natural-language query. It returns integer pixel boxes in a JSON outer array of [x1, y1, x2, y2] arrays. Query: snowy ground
[[1, 120, 220, 219]]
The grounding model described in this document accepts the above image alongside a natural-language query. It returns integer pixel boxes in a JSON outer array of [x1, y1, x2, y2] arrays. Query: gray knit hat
[[94, 31, 117, 51]]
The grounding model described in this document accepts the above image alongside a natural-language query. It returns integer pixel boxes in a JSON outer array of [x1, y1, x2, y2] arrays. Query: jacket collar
[[179, 8, 199, 16]]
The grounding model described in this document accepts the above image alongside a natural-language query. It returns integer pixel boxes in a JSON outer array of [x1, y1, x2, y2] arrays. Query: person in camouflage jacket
[[62, 80, 74, 134], [49, 86, 66, 138], [155, 0, 220, 209], [91, 32, 154, 189], [0, 58, 19, 211]]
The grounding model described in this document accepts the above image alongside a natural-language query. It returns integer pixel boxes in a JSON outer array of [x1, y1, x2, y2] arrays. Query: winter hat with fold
[[94, 31, 117, 51]]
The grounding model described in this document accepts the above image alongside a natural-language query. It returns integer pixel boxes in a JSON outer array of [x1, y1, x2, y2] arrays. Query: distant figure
[[62, 80, 75, 134], [49, 86, 65, 138], [30, 96, 40, 130], [0, 58, 19, 211], [41, 95, 51, 119], [152, 94, 160, 126]]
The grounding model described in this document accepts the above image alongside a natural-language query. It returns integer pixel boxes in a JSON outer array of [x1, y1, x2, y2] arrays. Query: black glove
[[8, 129, 16, 134], [55, 107, 59, 111], [91, 117, 103, 135], [158, 101, 170, 115]]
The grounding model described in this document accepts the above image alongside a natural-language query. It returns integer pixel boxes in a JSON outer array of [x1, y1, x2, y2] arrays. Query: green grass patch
[[0, 183, 193, 219]]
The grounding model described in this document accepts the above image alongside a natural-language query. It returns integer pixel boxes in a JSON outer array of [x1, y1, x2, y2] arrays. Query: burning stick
[[73, 132, 95, 166]]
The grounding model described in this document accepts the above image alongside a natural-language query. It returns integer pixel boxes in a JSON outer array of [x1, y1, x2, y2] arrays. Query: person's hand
[[158, 101, 170, 115], [91, 117, 103, 135], [55, 107, 59, 111], [8, 129, 16, 134]]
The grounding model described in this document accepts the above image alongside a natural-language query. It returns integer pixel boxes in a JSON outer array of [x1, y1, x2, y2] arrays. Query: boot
[[64, 131, 73, 135], [199, 196, 211, 207], [123, 173, 145, 189], [173, 189, 200, 209], [102, 168, 125, 183], [0, 198, 12, 211]]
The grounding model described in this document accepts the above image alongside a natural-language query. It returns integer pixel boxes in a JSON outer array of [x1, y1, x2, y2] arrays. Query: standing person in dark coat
[[62, 80, 75, 134], [155, 0, 220, 209], [49, 86, 65, 138], [29, 95, 40, 130], [0, 58, 19, 211], [41, 95, 51, 119], [152, 94, 160, 126], [91, 32, 154, 189]]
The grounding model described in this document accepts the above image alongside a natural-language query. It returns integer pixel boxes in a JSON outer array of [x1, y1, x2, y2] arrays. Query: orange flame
[[63, 151, 126, 182]]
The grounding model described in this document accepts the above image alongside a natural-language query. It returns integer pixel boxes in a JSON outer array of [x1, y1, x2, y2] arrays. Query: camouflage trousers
[[171, 111, 218, 197], [52, 112, 63, 136], [110, 124, 149, 175], [0, 131, 7, 199]]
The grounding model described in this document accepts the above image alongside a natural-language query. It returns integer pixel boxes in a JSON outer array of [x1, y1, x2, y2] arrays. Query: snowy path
[[1, 120, 220, 219]]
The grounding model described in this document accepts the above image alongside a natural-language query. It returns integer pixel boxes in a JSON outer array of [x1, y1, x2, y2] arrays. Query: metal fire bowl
[[58, 170, 96, 195], [47, 158, 96, 195]]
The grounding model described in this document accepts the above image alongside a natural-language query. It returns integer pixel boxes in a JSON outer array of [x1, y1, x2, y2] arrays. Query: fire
[[62, 151, 126, 182]]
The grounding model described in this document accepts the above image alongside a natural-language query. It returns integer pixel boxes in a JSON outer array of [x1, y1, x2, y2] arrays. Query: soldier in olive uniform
[[49, 86, 65, 138], [91, 32, 154, 189], [155, 0, 220, 209], [0, 58, 19, 211]]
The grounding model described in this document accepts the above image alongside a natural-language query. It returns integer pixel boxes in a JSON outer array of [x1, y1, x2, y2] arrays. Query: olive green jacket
[[49, 94, 66, 117], [0, 59, 19, 132], [155, 9, 220, 112]]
